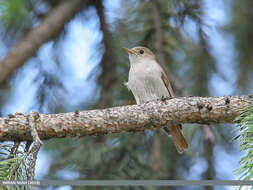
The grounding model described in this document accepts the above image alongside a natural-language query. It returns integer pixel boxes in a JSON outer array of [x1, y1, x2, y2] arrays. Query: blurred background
[[0, 0, 252, 189]]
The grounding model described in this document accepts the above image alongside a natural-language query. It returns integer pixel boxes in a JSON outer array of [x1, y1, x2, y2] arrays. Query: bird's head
[[124, 46, 156, 64]]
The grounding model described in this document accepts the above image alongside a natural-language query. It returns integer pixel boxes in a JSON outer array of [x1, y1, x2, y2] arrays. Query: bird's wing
[[161, 71, 174, 98]]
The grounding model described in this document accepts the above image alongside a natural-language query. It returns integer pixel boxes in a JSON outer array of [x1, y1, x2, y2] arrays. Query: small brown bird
[[124, 46, 188, 153]]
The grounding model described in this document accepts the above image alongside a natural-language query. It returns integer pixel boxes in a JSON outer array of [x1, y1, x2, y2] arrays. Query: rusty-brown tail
[[163, 126, 188, 153]]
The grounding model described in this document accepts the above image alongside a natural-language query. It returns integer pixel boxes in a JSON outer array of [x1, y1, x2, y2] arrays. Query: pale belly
[[127, 74, 170, 104]]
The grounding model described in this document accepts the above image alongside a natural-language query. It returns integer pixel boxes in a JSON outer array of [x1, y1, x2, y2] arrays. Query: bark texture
[[0, 0, 87, 83], [0, 95, 252, 141]]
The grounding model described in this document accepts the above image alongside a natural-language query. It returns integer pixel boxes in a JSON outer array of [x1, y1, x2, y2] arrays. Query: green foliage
[[0, 143, 29, 190], [225, 0, 253, 90], [0, 0, 31, 34], [235, 104, 253, 181]]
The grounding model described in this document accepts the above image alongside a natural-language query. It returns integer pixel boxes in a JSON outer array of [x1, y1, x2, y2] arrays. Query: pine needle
[[0, 143, 29, 190], [234, 104, 253, 189]]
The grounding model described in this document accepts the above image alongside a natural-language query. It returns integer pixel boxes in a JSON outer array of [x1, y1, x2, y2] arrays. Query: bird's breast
[[127, 63, 169, 104]]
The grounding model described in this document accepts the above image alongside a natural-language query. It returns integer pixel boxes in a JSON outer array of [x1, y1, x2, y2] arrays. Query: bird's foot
[[161, 96, 172, 102]]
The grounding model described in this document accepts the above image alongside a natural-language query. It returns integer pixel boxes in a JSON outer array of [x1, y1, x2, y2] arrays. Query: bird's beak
[[124, 48, 134, 55]]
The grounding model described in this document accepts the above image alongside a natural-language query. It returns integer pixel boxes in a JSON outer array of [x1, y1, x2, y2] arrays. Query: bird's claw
[[161, 96, 172, 102]]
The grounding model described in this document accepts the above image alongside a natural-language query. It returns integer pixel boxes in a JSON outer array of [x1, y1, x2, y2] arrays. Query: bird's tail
[[163, 125, 188, 153]]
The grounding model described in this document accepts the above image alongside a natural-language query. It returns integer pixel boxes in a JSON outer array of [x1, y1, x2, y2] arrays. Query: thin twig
[[9, 141, 20, 157], [27, 111, 43, 190]]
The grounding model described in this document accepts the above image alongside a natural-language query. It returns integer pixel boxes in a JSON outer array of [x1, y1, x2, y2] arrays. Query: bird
[[124, 46, 188, 153]]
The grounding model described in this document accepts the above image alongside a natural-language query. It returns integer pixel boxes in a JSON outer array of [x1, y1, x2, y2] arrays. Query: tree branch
[[149, 0, 166, 68], [94, 0, 116, 108], [0, 0, 87, 83], [0, 95, 252, 141]]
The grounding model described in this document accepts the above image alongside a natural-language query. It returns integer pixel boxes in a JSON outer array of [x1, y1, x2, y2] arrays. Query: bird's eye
[[139, 50, 144, 54]]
